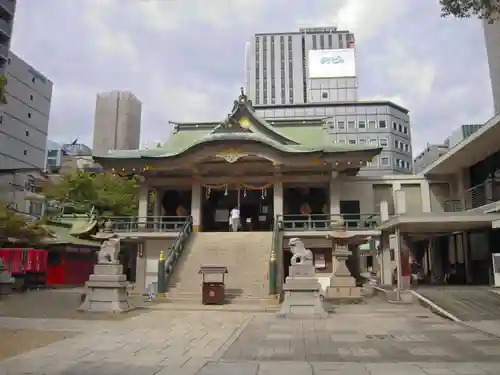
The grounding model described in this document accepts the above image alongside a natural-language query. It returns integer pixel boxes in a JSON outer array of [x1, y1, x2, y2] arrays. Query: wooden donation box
[[198, 265, 228, 305]]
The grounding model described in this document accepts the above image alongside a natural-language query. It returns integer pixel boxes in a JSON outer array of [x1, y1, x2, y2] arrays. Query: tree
[[0, 202, 49, 246], [42, 171, 139, 217], [440, 0, 500, 21]]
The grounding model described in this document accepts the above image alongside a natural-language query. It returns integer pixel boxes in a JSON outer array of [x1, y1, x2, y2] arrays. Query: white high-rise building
[[245, 26, 357, 106]]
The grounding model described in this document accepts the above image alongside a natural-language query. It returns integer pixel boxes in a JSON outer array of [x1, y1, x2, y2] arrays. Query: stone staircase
[[167, 232, 275, 305]]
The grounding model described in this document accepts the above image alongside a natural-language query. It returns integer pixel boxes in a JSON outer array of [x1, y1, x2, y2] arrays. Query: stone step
[[167, 232, 273, 298]]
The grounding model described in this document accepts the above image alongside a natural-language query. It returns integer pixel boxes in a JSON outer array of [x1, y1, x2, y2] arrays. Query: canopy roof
[[95, 89, 382, 163], [378, 212, 500, 234]]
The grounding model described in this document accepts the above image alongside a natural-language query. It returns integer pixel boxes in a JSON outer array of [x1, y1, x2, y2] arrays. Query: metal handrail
[[164, 216, 193, 291], [465, 177, 500, 209], [108, 216, 189, 232], [277, 213, 380, 231]]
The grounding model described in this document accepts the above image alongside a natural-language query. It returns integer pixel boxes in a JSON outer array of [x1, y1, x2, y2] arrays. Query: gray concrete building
[[0, 0, 16, 76], [484, 19, 500, 114], [245, 27, 357, 106], [0, 52, 53, 170], [413, 124, 483, 173], [254, 101, 413, 176], [92, 91, 142, 156]]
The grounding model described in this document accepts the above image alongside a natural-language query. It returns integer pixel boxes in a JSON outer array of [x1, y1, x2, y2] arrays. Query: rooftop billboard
[[308, 49, 356, 79]]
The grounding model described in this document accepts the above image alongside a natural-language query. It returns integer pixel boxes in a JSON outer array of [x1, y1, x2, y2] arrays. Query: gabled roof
[[96, 89, 381, 161]]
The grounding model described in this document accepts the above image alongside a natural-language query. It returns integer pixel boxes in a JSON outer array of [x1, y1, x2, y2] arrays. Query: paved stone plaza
[[1, 297, 500, 374]]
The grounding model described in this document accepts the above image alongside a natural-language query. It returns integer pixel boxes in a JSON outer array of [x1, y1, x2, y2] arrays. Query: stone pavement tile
[[475, 345, 500, 356], [156, 357, 207, 375], [311, 362, 370, 375], [447, 363, 490, 374], [365, 363, 428, 375], [452, 332, 495, 341], [197, 361, 259, 375], [257, 361, 313, 375], [475, 362, 500, 374]]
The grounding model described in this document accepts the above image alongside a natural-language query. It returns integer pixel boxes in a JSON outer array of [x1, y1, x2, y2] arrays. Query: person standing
[[229, 206, 240, 232]]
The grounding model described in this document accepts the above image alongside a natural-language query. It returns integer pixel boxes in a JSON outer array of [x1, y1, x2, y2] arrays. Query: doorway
[[202, 186, 274, 232]]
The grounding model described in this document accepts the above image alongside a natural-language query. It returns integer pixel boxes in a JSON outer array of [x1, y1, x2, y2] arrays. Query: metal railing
[[159, 216, 193, 294], [465, 178, 500, 210], [443, 200, 463, 212], [108, 216, 189, 232], [277, 213, 380, 231]]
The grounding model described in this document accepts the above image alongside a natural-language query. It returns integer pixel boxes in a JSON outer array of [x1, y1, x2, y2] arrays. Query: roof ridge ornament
[[236, 86, 252, 106]]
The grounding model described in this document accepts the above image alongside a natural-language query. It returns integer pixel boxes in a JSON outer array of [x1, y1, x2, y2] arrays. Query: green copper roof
[[97, 91, 381, 160]]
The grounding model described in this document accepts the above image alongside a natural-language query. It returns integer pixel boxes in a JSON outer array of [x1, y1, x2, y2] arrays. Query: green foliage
[[0, 75, 7, 104], [440, 0, 500, 20], [42, 171, 139, 217], [0, 202, 49, 245]]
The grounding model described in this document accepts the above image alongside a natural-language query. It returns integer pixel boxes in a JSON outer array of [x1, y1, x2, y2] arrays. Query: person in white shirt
[[229, 206, 240, 232]]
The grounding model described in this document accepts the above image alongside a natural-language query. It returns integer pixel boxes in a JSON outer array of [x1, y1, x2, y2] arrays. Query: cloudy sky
[[11, 0, 494, 155]]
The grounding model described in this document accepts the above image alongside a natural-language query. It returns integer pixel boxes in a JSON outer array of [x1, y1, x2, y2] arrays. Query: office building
[[0, 0, 16, 76], [45, 140, 96, 174], [92, 91, 142, 156], [245, 27, 412, 176], [413, 124, 483, 173], [0, 52, 53, 170], [484, 19, 500, 114], [245, 26, 357, 106], [254, 101, 412, 176]]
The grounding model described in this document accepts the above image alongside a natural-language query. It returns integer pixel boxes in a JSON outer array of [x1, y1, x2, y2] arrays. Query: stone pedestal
[[0, 258, 14, 295], [277, 264, 328, 319], [326, 247, 361, 300], [79, 263, 134, 313]]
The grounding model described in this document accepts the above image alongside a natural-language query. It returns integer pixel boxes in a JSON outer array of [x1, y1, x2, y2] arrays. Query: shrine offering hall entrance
[[202, 185, 274, 232]]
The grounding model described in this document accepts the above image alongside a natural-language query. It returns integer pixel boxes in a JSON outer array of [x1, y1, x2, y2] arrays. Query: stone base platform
[[79, 263, 135, 313]]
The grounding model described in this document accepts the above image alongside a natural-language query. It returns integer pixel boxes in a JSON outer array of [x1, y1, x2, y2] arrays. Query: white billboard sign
[[308, 49, 356, 78]]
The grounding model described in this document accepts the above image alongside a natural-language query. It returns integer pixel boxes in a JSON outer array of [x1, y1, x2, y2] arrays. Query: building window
[[404, 144, 409, 152], [338, 34, 344, 48], [337, 121, 345, 130], [321, 91, 329, 99], [337, 138, 346, 144], [403, 126, 408, 134], [381, 157, 389, 166], [398, 124, 403, 132], [23, 149, 27, 156], [32, 77, 36, 83], [406, 161, 411, 169], [368, 120, 376, 128], [28, 113, 32, 118], [25, 130, 29, 136], [328, 34, 333, 48], [394, 140, 399, 148], [370, 138, 378, 145], [29, 94, 33, 101], [358, 120, 366, 129], [347, 121, 355, 129], [379, 120, 387, 128], [0, 116, 2, 124], [393, 122, 397, 130], [359, 138, 366, 145], [319, 34, 325, 49], [379, 138, 388, 147], [348, 139, 356, 144], [312, 35, 317, 49]]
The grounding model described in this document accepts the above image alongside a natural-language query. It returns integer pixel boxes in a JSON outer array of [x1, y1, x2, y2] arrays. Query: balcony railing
[[0, 0, 16, 16], [465, 178, 500, 210], [0, 18, 11, 36], [277, 213, 380, 231], [108, 216, 189, 232]]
